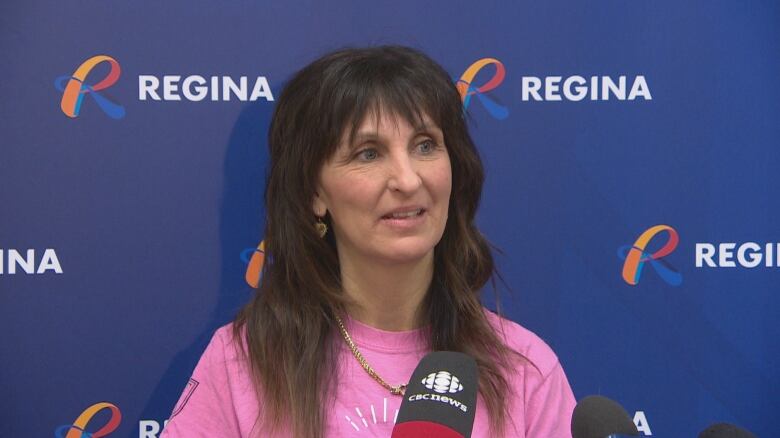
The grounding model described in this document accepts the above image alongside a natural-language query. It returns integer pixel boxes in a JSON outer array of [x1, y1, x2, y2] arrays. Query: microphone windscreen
[[571, 395, 639, 438], [392, 351, 478, 438], [698, 423, 757, 438]]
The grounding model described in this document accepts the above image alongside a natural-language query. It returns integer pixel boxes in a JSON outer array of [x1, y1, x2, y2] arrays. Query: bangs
[[318, 52, 451, 158], [342, 83, 441, 149]]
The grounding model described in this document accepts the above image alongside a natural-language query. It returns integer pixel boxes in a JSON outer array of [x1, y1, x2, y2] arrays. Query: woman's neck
[[338, 252, 433, 331]]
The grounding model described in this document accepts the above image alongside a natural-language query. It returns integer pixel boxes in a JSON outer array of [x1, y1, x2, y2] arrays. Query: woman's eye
[[357, 148, 378, 161], [418, 140, 436, 154]]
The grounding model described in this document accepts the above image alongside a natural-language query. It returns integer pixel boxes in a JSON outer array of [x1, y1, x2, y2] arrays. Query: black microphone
[[571, 395, 639, 438], [391, 351, 478, 438], [698, 423, 757, 438]]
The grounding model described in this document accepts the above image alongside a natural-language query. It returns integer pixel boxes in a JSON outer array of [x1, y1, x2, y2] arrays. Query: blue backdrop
[[1, 1, 777, 437]]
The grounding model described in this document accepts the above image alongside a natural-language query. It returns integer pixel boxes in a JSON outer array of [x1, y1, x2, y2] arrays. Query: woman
[[162, 45, 575, 437]]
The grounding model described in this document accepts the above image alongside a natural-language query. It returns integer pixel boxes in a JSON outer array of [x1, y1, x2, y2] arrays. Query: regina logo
[[55, 402, 121, 437], [456, 58, 509, 120], [618, 225, 682, 286], [241, 240, 266, 288], [456, 57, 652, 120], [422, 371, 463, 394], [55, 55, 125, 119]]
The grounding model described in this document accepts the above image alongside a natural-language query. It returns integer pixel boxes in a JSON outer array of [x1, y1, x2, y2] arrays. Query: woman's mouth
[[380, 208, 427, 229], [382, 208, 424, 219]]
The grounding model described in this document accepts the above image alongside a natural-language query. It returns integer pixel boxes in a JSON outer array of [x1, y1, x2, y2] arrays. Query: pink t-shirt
[[161, 310, 575, 437]]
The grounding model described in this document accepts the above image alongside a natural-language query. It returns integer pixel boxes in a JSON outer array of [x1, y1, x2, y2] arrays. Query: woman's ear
[[312, 191, 327, 217]]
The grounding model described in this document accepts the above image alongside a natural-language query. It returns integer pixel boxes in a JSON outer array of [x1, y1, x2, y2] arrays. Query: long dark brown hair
[[234, 45, 516, 437]]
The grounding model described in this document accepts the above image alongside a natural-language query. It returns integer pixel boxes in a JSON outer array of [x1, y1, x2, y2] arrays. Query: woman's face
[[312, 110, 452, 266]]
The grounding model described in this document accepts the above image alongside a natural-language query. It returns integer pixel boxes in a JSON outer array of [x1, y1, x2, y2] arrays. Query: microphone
[[571, 395, 639, 438], [391, 351, 478, 438], [698, 423, 757, 438]]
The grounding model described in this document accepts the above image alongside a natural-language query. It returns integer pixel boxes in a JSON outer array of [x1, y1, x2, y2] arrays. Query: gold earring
[[316, 216, 328, 238]]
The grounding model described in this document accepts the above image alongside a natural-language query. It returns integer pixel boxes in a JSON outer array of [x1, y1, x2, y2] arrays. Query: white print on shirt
[[343, 397, 399, 432]]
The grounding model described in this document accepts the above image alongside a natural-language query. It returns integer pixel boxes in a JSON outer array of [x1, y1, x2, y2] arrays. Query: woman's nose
[[387, 153, 423, 193]]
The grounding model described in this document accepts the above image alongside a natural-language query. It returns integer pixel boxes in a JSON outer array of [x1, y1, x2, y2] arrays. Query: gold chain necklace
[[334, 315, 408, 396]]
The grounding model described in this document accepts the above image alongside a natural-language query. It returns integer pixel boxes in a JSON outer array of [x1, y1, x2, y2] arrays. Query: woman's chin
[[371, 245, 435, 265]]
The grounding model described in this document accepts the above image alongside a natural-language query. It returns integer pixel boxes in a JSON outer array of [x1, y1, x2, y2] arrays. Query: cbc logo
[[422, 371, 463, 394]]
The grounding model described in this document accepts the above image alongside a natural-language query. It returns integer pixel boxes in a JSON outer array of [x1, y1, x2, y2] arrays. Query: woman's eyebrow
[[341, 133, 379, 156], [414, 122, 444, 137], [347, 120, 443, 150], [350, 132, 381, 144], [350, 124, 441, 143]]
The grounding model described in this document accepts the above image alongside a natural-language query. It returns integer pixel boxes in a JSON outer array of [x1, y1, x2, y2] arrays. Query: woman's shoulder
[[212, 322, 239, 342], [482, 308, 563, 378], [209, 322, 249, 360], [162, 324, 261, 437]]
